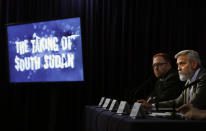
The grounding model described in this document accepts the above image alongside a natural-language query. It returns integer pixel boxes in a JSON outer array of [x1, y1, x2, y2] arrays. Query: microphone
[[170, 79, 200, 119], [125, 75, 156, 104]]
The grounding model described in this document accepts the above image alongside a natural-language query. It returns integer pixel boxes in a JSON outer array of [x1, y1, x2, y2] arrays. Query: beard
[[178, 67, 195, 81]]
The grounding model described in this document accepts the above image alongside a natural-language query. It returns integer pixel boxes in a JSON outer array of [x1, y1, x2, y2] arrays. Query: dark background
[[1, 0, 206, 131]]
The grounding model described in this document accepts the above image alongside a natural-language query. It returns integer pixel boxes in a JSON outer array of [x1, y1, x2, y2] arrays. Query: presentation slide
[[7, 17, 84, 82]]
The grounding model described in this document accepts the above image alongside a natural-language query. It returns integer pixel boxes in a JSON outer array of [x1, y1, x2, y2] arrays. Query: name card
[[129, 102, 145, 119], [116, 101, 130, 115], [109, 99, 119, 111], [102, 98, 112, 109], [98, 97, 105, 107]]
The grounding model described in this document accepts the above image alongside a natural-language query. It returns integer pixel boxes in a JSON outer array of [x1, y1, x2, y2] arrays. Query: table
[[84, 105, 206, 131]]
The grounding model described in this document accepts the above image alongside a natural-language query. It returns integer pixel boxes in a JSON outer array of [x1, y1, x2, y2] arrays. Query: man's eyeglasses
[[152, 63, 168, 68]]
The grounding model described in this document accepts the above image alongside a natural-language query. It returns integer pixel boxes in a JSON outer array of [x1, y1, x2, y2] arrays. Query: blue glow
[[7, 17, 84, 82]]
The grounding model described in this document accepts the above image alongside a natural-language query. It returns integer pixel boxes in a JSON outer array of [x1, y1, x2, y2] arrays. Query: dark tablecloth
[[84, 105, 206, 131]]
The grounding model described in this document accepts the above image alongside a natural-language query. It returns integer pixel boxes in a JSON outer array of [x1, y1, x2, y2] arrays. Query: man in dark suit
[[127, 53, 184, 105], [139, 50, 206, 110]]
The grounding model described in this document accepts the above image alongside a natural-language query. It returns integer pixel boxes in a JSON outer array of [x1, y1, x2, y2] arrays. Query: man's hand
[[137, 99, 152, 109], [176, 104, 192, 114], [177, 104, 205, 120]]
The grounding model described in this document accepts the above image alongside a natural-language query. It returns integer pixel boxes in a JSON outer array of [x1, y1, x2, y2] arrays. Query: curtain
[[1, 0, 206, 131]]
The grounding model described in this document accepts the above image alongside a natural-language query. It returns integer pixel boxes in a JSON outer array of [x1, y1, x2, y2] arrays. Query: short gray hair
[[174, 50, 201, 67]]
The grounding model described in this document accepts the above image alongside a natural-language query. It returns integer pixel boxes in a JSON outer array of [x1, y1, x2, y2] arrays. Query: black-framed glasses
[[152, 63, 168, 68]]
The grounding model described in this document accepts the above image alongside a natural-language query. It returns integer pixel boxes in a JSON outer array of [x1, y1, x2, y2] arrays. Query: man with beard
[[127, 53, 184, 104], [138, 50, 206, 110]]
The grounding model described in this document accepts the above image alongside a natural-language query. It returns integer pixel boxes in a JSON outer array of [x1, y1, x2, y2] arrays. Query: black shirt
[[148, 68, 185, 103], [126, 68, 185, 105]]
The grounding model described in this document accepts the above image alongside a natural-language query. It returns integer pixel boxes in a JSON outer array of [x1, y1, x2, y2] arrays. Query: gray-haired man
[[139, 50, 206, 110]]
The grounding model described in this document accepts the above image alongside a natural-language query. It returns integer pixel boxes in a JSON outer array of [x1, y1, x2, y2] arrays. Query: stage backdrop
[[1, 0, 206, 131]]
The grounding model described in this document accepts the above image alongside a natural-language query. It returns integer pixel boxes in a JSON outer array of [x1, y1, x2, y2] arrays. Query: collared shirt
[[187, 68, 200, 102]]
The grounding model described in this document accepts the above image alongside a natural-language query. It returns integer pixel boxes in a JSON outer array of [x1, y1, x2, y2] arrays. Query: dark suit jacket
[[158, 67, 206, 109], [149, 68, 184, 103], [126, 68, 184, 105]]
